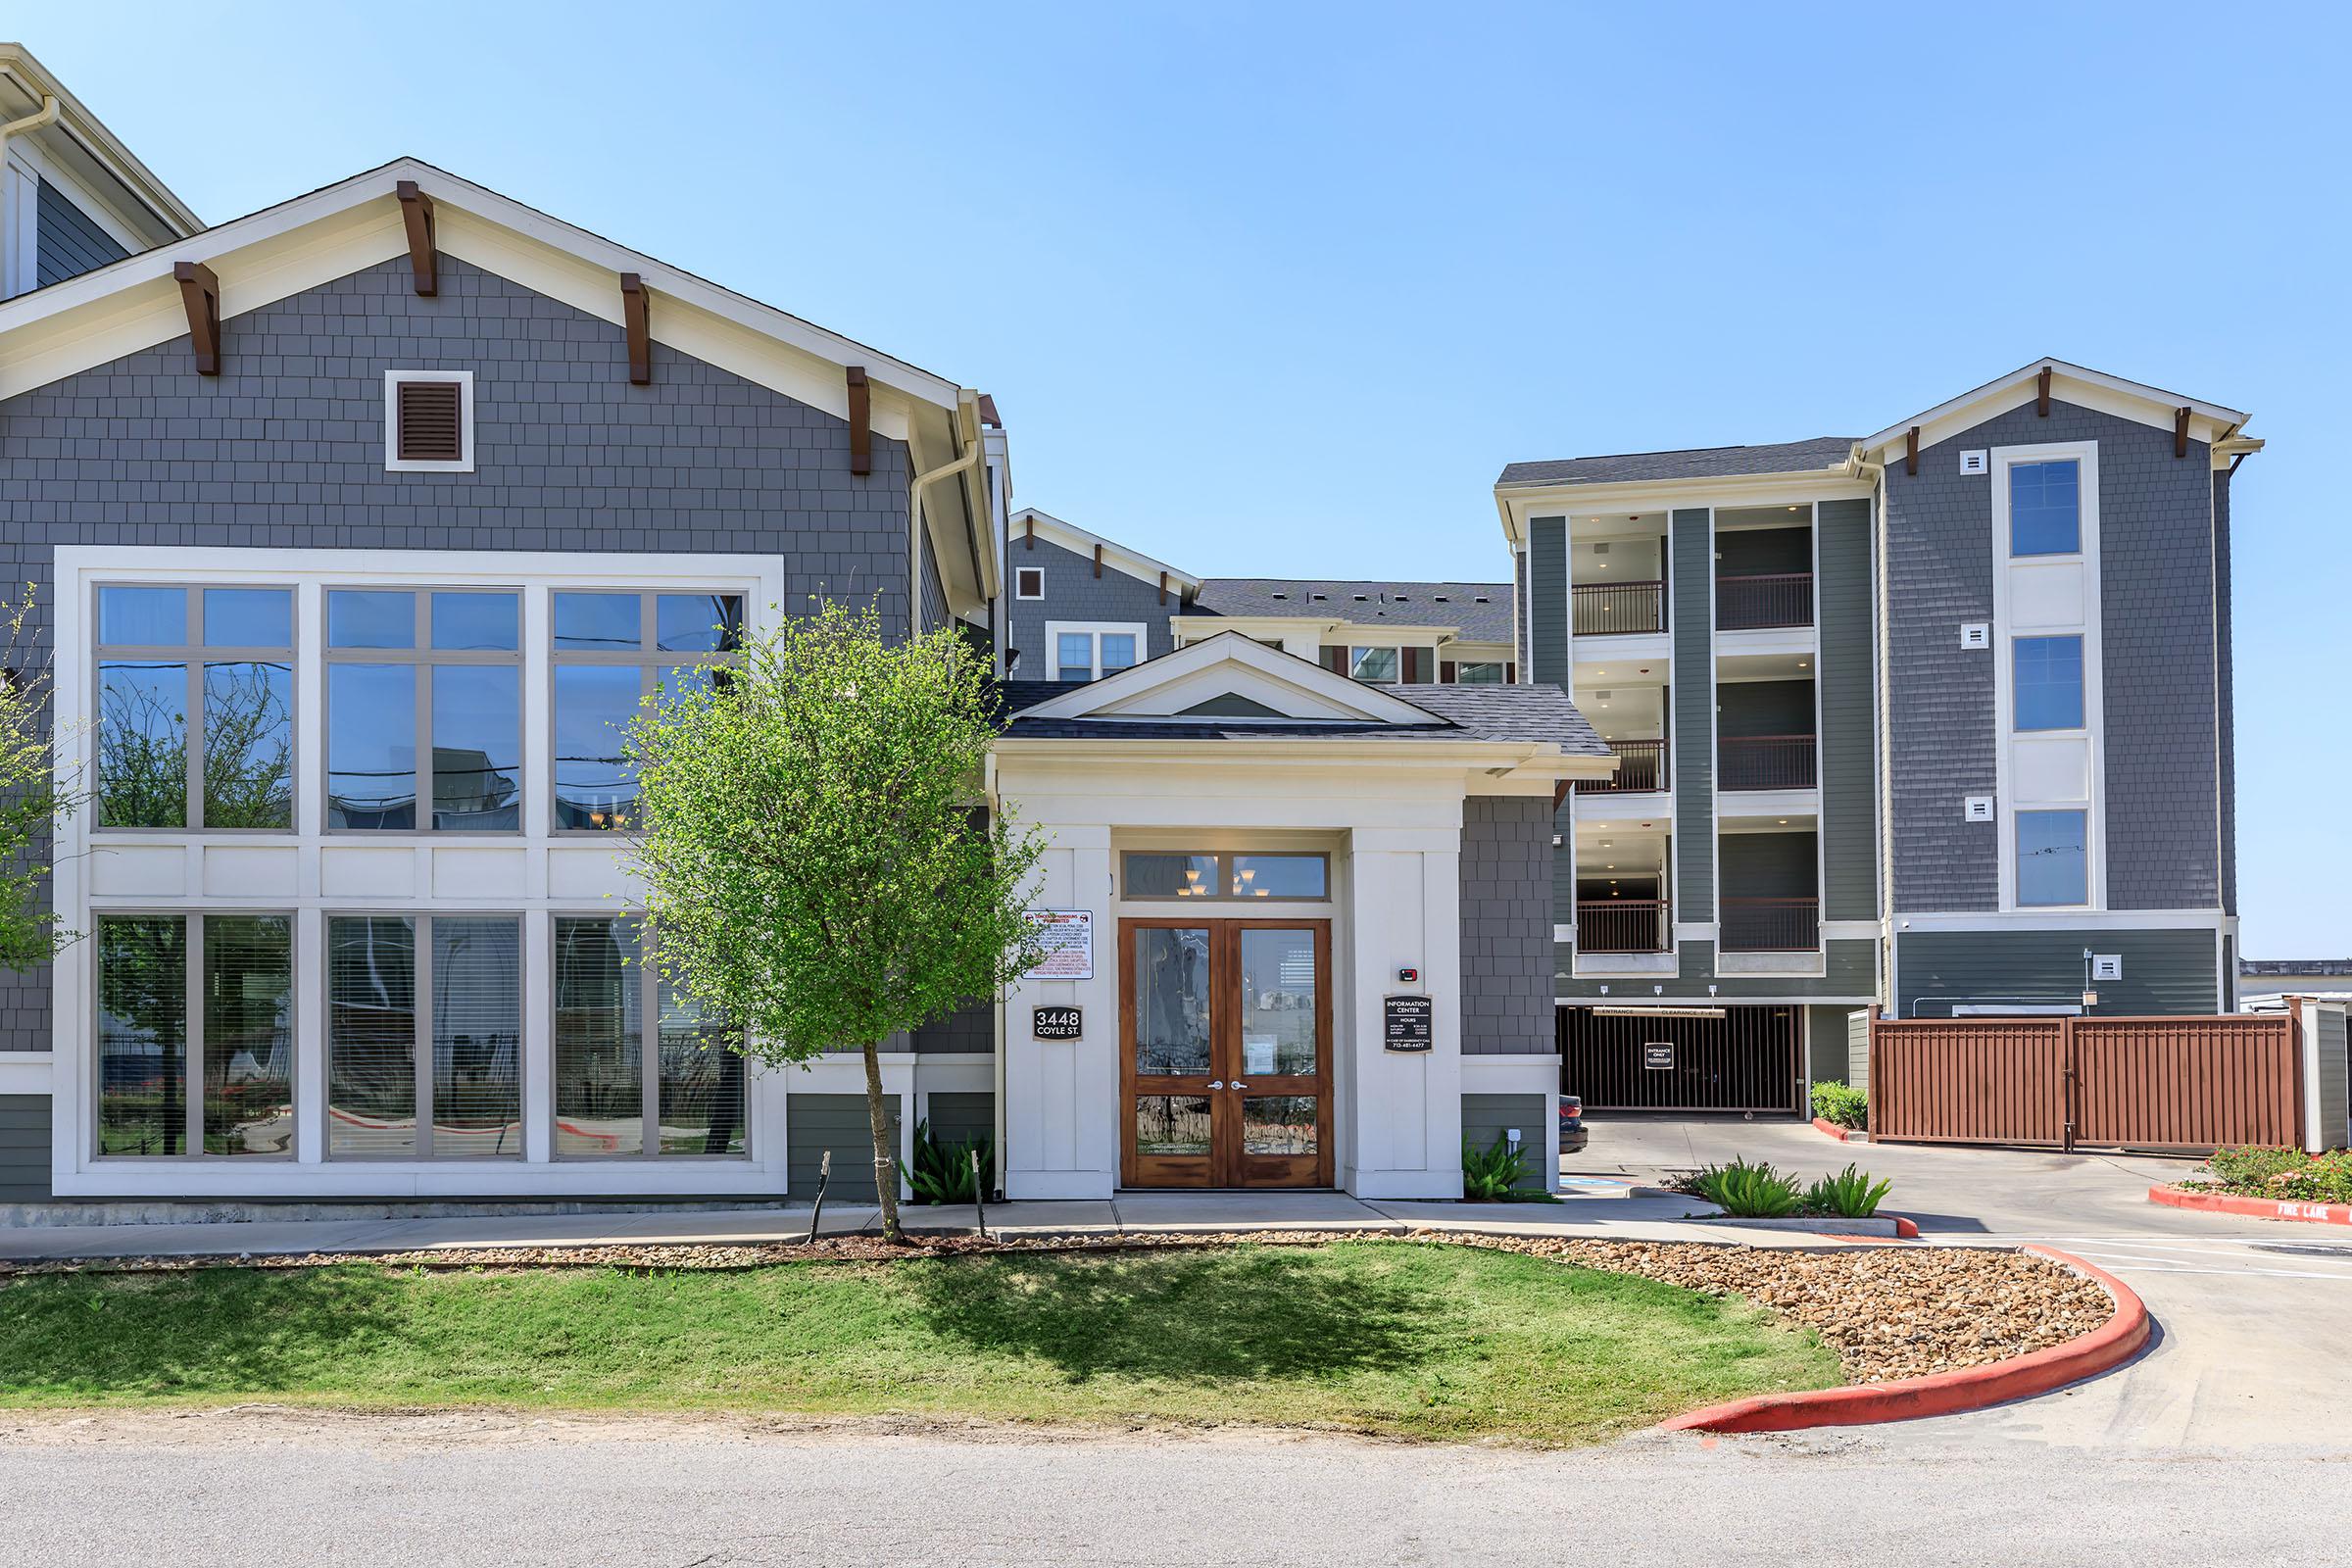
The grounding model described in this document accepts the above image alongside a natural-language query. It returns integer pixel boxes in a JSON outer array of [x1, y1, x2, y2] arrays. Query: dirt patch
[[0, 1228, 2114, 1388]]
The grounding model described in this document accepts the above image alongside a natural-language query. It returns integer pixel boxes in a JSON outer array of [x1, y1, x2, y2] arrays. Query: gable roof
[[995, 632, 1606, 754], [1497, 436, 1858, 490], [1858, 358, 2251, 458], [1010, 508, 1200, 595], [1191, 578, 1514, 644]]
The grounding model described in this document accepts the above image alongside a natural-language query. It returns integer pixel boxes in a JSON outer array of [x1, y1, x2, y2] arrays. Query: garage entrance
[[1558, 1004, 1801, 1113]]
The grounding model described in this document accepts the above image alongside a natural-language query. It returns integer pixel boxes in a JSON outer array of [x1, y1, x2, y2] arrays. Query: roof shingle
[[1496, 436, 1856, 489], [1189, 578, 1514, 644]]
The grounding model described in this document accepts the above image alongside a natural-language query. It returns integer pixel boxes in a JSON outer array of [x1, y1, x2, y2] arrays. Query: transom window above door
[[1123, 851, 1329, 901], [1047, 622, 1144, 682]]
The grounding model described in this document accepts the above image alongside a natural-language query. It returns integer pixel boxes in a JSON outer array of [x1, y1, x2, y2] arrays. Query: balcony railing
[[1715, 572, 1814, 630], [1720, 897, 1820, 953], [1582, 737, 1668, 794], [1572, 579, 1665, 636], [1719, 733, 1817, 791], [1576, 899, 1672, 955]]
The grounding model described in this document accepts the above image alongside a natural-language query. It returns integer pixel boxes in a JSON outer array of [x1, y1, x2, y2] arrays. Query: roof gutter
[[906, 391, 983, 633], [0, 94, 58, 296]]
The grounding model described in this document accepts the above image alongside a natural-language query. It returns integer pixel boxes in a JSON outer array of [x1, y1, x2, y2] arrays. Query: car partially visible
[[1559, 1094, 1589, 1153]]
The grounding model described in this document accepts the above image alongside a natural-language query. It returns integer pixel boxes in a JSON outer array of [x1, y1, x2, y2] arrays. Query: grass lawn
[[0, 1241, 1840, 1445]]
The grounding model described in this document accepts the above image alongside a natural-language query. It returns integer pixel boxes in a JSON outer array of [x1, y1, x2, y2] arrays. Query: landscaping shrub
[[2202, 1146, 2352, 1205], [1809, 1081, 1868, 1130], [1687, 1157, 1804, 1217], [1462, 1132, 1558, 1201], [1803, 1163, 1892, 1218], [898, 1119, 994, 1205]]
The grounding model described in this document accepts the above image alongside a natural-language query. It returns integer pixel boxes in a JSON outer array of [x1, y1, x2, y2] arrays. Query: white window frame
[[1044, 620, 1147, 681], [383, 369, 476, 473], [1013, 565, 1045, 601], [1989, 440, 2104, 911]]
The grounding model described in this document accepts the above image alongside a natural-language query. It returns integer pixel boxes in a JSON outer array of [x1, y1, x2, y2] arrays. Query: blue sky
[[25, 3, 2349, 955]]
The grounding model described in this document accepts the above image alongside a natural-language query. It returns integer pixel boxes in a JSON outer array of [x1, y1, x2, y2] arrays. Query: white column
[[1343, 825, 1464, 1200], [1003, 822, 1116, 1199]]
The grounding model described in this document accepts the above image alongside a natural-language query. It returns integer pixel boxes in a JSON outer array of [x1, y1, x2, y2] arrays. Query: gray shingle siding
[[0, 253, 912, 1053], [1671, 508, 1713, 921], [1883, 398, 2221, 914], [1460, 796, 1554, 1055], [1004, 533, 1172, 678], [1894, 927, 2219, 1017], [0, 1095, 51, 1201], [2214, 466, 2237, 916], [919, 524, 950, 635], [909, 1001, 995, 1054], [34, 178, 129, 290], [1817, 497, 1878, 921]]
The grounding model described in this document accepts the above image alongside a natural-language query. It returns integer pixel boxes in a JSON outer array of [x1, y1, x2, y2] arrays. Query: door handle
[[1206, 1080, 1225, 1090], [1231, 1081, 1249, 1091]]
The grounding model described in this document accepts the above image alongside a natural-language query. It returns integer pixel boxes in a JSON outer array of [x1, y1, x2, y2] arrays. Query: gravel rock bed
[[0, 1229, 2115, 1387]]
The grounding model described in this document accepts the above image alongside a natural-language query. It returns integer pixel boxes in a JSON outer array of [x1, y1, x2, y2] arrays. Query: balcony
[[1719, 733, 1817, 791], [1720, 897, 1820, 953], [1715, 572, 1813, 631], [1573, 579, 1664, 636], [1576, 899, 1672, 954], [1582, 737, 1668, 794]]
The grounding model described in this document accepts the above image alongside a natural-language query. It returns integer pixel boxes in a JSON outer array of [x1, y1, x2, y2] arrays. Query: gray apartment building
[[1025, 362, 2255, 1116]]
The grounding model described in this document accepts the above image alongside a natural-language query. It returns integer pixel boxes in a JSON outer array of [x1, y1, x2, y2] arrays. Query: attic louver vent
[[1270, 591, 1288, 600], [1474, 595, 1490, 603], [396, 380, 465, 463], [1352, 594, 1369, 602], [1433, 594, 1448, 602]]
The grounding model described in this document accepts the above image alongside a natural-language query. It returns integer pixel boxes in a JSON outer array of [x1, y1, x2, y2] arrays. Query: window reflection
[[1134, 927, 1211, 1075], [1135, 1095, 1211, 1155], [430, 665, 521, 830], [202, 662, 293, 828], [97, 662, 187, 827]]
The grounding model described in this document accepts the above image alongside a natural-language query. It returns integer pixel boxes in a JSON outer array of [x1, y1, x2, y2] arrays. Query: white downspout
[[0, 95, 61, 300], [906, 395, 982, 636]]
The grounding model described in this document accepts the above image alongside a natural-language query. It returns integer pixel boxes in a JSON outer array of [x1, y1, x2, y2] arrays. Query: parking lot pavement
[[1576, 1111, 2352, 1449]]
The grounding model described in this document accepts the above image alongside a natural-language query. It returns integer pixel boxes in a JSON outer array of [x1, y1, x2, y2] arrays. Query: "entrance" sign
[[1383, 994, 1433, 1051]]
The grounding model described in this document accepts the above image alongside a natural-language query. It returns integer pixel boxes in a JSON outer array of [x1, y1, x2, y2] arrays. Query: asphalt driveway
[[1578, 1112, 2352, 1449]]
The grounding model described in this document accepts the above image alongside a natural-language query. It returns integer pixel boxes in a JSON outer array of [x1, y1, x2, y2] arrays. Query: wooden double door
[[1119, 918, 1332, 1188]]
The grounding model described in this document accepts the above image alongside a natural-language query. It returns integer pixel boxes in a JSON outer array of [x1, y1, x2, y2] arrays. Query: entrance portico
[[990, 634, 1613, 1201]]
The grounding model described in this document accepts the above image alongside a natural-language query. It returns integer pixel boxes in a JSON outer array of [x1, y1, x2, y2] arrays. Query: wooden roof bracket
[[1158, 569, 1168, 605], [395, 180, 437, 296], [1093, 543, 1103, 578], [1024, 515, 1035, 550], [172, 261, 220, 376], [846, 367, 871, 476], [2036, 366, 2052, 416], [2175, 406, 2191, 459], [620, 272, 652, 385], [1904, 425, 1919, 476]]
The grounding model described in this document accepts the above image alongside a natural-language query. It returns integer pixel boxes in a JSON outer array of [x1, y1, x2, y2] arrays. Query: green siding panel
[[1818, 498, 1878, 922], [786, 1093, 902, 1201], [1461, 1093, 1548, 1191], [924, 1091, 993, 1148], [0, 1094, 51, 1202], [1805, 1004, 1853, 1083], [1672, 509, 1714, 920], [1529, 517, 1568, 690], [1895, 929, 2222, 1017]]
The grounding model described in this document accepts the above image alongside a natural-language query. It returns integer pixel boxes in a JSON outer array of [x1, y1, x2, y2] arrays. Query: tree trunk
[[860, 1039, 903, 1244]]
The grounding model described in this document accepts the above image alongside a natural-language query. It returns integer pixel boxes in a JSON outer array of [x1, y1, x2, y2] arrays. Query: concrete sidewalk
[[0, 1179, 1870, 1260]]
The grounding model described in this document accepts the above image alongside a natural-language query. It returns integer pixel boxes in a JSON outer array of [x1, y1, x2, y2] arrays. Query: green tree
[[624, 599, 1046, 1242], [0, 590, 83, 970]]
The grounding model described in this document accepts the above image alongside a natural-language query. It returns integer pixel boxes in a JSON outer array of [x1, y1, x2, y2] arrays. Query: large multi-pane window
[[326, 912, 523, 1158], [2009, 459, 2082, 557], [553, 915, 747, 1155], [95, 912, 293, 1157], [550, 591, 743, 830], [2013, 635, 2085, 731], [325, 589, 522, 830], [95, 585, 294, 829]]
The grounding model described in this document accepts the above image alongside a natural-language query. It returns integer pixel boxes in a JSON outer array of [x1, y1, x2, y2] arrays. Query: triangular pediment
[[1009, 632, 1445, 726]]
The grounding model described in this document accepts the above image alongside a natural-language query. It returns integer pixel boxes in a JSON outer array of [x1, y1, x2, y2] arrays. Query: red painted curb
[[1658, 1246, 2147, 1434], [1810, 1117, 1862, 1143], [2148, 1184, 2352, 1227], [1892, 1216, 1919, 1239]]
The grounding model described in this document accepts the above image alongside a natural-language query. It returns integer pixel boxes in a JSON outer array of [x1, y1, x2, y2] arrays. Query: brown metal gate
[[1559, 1005, 1801, 1113], [1869, 1011, 2300, 1152]]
